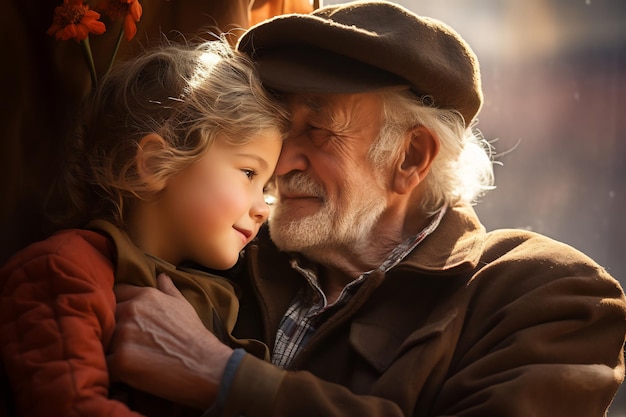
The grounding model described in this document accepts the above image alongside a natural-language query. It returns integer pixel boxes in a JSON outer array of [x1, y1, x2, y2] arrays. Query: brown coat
[[225, 203, 626, 417]]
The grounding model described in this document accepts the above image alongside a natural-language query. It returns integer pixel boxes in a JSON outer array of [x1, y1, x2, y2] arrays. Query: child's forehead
[[214, 129, 283, 151]]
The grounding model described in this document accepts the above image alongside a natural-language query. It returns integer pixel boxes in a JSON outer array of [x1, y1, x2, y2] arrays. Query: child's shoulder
[[1, 228, 115, 279]]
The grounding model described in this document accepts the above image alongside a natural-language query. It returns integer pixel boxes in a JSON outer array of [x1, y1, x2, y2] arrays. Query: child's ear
[[135, 133, 168, 193], [392, 126, 440, 194]]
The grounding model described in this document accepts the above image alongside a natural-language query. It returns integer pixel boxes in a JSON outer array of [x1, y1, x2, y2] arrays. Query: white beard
[[269, 172, 387, 259]]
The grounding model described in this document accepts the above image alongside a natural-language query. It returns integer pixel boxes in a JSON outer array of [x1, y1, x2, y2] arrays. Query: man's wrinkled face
[[269, 92, 390, 257]]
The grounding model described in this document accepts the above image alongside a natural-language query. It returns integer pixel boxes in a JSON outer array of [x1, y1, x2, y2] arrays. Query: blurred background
[[1, 0, 623, 414], [324, 0, 626, 414]]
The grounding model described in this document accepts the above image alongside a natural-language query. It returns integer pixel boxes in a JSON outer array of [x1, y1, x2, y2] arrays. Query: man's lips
[[280, 193, 323, 201]]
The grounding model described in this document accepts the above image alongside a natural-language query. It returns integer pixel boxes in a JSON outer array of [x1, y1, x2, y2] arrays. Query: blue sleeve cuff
[[201, 348, 247, 417], [218, 348, 247, 404]]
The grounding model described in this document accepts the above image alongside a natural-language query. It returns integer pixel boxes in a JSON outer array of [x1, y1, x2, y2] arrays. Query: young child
[[0, 38, 289, 417]]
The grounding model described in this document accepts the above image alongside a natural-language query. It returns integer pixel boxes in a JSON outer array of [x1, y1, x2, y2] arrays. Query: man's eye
[[307, 124, 326, 133], [307, 124, 333, 145]]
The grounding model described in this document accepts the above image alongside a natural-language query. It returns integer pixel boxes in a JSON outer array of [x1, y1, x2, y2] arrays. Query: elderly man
[[108, 1, 626, 416]]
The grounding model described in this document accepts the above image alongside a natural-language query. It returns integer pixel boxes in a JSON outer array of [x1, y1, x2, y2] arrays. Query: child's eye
[[242, 169, 257, 180]]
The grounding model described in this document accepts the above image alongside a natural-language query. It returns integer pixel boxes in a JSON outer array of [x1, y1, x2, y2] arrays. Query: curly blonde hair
[[64, 37, 290, 227]]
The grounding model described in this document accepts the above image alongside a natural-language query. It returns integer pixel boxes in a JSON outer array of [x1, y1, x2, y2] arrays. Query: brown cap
[[237, 0, 483, 127]]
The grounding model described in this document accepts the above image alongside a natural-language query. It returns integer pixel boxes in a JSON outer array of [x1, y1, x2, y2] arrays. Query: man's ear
[[392, 126, 440, 194], [135, 133, 168, 193]]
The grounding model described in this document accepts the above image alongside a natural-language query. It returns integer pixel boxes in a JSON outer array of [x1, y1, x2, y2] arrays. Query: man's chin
[[268, 217, 327, 253]]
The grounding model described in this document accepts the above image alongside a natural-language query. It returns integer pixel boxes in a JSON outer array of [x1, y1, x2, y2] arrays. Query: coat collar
[[395, 202, 486, 274]]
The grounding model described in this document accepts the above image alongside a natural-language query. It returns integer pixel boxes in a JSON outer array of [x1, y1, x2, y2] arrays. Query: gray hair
[[370, 90, 495, 214]]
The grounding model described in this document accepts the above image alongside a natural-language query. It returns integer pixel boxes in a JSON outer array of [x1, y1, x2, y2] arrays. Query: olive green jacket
[[224, 203, 626, 417]]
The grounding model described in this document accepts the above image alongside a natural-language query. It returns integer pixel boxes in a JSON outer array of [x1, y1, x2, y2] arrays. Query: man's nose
[[274, 136, 309, 176]]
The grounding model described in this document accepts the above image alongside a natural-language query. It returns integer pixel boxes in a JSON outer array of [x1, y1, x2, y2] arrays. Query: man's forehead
[[285, 93, 384, 136], [286, 94, 330, 112], [286, 92, 383, 116]]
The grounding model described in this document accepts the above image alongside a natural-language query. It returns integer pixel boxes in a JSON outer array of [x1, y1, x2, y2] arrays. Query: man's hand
[[107, 274, 233, 409]]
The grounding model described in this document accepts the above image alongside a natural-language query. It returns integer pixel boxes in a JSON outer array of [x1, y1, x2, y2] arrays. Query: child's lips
[[234, 226, 252, 242]]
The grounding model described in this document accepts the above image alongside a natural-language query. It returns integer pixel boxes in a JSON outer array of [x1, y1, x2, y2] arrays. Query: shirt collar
[[290, 205, 448, 304], [378, 205, 447, 273]]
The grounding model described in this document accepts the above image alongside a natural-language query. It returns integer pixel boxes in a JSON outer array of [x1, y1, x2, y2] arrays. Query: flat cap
[[237, 0, 483, 127]]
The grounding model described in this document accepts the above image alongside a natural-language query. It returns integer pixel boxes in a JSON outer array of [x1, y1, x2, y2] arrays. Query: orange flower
[[47, 0, 142, 88], [47, 0, 106, 42], [97, 0, 143, 41], [123, 0, 143, 41]]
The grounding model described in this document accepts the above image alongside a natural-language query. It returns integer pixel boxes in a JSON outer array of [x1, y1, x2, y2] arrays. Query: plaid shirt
[[271, 206, 447, 369]]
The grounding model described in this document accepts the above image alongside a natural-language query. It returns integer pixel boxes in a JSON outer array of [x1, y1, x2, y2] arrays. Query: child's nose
[[251, 195, 270, 223]]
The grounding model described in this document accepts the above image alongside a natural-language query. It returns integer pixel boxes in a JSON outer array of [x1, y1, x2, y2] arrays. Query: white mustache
[[277, 173, 326, 199]]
